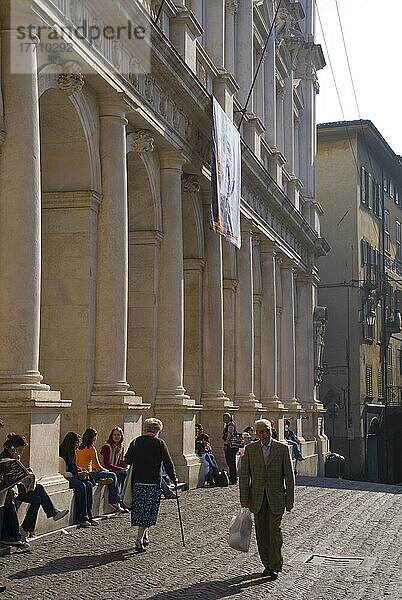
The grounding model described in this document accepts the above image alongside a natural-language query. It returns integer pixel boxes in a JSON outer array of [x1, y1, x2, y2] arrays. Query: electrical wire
[[334, 0, 376, 178], [154, 0, 166, 24], [314, 0, 359, 176], [238, 0, 283, 130]]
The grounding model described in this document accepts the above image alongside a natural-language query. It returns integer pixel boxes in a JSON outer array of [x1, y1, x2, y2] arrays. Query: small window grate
[[305, 554, 365, 567]]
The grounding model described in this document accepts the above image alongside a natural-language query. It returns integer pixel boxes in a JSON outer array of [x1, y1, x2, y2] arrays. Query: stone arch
[[38, 85, 96, 437], [126, 148, 161, 407], [38, 64, 101, 193]]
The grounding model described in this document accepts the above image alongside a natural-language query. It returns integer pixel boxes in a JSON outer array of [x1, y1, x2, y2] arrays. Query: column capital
[[182, 174, 200, 194], [159, 148, 189, 170], [280, 257, 297, 271], [127, 130, 155, 153], [260, 241, 278, 256]]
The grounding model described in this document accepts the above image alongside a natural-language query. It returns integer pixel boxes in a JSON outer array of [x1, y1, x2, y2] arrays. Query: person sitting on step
[[59, 432, 97, 528], [76, 428, 128, 513], [0, 433, 69, 542]]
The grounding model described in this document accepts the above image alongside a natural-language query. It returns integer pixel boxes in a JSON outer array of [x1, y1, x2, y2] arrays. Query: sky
[[314, 0, 402, 156]]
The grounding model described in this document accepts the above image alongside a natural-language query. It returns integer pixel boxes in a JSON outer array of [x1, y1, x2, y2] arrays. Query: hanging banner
[[211, 97, 241, 248]]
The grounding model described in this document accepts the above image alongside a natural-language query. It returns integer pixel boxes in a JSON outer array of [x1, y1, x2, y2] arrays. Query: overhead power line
[[238, 0, 283, 130], [314, 0, 359, 176], [334, 0, 376, 177]]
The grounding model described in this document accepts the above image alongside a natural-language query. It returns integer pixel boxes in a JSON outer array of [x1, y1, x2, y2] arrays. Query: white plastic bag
[[228, 508, 252, 552]]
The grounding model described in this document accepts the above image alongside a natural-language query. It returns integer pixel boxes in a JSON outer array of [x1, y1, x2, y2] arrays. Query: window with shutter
[[361, 166, 366, 204], [378, 369, 383, 399], [385, 210, 390, 252], [367, 173, 373, 209], [366, 366, 373, 398], [396, 220, 401, 261], [361, 238, 368, 266]]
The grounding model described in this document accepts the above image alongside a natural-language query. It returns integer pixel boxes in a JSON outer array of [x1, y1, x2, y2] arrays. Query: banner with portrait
[[211, 98, 241, 248]]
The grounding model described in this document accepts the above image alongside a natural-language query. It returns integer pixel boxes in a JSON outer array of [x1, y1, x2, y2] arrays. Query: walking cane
[[174, 482, 185, 547]]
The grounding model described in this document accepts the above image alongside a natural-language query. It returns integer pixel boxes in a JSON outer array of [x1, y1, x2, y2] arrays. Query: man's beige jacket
[[239, 439, 295, 515]]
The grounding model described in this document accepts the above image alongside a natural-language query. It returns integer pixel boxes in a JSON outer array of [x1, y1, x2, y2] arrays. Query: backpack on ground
[[216, 470, 229, 487]]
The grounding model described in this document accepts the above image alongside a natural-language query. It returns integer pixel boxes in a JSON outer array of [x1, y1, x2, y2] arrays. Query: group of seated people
[[240, 421, 304, 461], [0, 425, 177, 549], [195, 418, 304, 486]]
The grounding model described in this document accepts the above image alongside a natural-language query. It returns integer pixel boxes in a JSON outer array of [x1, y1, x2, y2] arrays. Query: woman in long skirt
[[124, 418, 177, 552]]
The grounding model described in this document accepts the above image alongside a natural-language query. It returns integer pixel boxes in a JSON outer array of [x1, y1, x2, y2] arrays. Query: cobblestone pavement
[[0, 477, 401, 600]]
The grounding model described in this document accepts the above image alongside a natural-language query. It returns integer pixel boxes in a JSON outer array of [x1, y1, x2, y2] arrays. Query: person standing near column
[[222, 413, 238, 485], [239, 419, 295, 579]]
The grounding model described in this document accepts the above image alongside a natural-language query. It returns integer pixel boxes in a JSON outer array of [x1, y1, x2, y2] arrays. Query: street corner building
[[0, 0, 330, 533], [317, 120, 402, 485]]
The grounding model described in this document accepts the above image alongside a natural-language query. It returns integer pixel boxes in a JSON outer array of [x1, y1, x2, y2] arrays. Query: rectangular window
[[361, 238, 369, 266], [396, 189, 400, 207], [366, 366, 373, 398], [389, 179, 394, 199], [366, 171, 375, 210], [373, 182, 380, 216], [376, 304, 382, 344], [360, 166, 366, 204], [396, 219, 401, 261], [378, 369, 383, 399], [385, 210, 390, 253]]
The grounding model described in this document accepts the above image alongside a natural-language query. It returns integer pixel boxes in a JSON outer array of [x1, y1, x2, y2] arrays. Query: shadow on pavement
[[143, 573, 278, 600], [9, 548, 136, 580], [296, 476, 402, 494]]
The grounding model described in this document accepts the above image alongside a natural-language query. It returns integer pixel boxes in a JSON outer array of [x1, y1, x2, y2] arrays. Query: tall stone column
[[295, 275, 312, 407], [0, 3, 71, 519], [224, 0, 238, 76], [280, 260, 300, 409], [200, 188, 232, 465], [260, 246, 282, 408], [283, 72, 295, 174], [260, 246, 284, 436], [235, 228, 263, 431], [276, 86, 285, 155], [154, 150, 200, 488], [205, 0, 225, 69], [90, 95, 145, 444], [236, 0, 253, 109], [264, 4, 276, 148]]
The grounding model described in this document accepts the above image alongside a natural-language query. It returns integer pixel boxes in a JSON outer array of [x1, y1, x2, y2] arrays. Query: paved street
[[0, 477, 401, 600]]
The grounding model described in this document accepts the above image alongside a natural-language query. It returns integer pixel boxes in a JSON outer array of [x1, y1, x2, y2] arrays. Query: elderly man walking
[[239, 419, 295, 579]]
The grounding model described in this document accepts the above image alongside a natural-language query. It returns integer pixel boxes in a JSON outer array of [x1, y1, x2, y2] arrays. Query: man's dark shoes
[[262, 568, 278, 579]]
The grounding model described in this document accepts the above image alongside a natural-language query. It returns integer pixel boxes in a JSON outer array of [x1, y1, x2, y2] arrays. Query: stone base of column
[[153, 398, 202, 489], [200, 393, 235, 468], [0, 389, 74, 535], [261, 405, 286, 440], [302, 405, 330, 477], [234, 396, 266, 434], [88, 394, 149, 446]]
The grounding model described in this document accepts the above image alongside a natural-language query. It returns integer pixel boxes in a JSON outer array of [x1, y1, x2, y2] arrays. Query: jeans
[[204, 453, 219, 485], [68, 477, 94, 522], [1, 501, 21, 541], [287, 440, 303, 461], [160, 477, 174, 498], [16, 483, 57, 533], [112, 470, 127, 489], [90, 470, 121, 504], [225, 446, 238, 484]]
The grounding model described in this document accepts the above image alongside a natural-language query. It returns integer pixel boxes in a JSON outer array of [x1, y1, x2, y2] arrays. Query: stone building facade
[[317, 120, 402, 484], [0, 0, 328, 523]]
